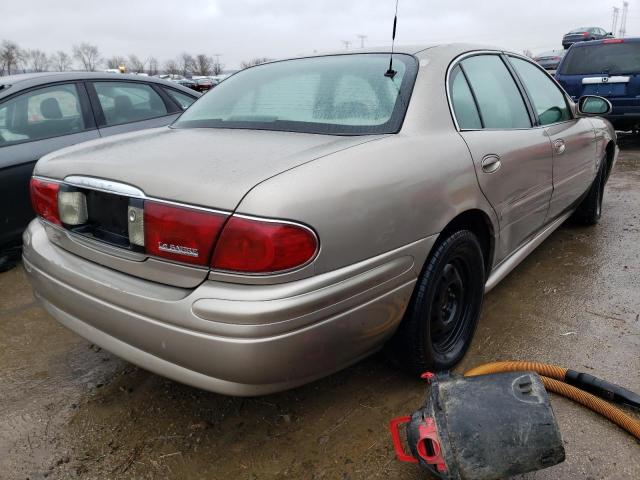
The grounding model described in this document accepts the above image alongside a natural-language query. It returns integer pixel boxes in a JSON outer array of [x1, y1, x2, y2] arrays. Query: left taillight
[[30, 178, 61, 225]]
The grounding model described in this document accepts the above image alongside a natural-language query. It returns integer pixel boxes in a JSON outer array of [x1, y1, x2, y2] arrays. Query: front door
[[507, 55, 597, 220]]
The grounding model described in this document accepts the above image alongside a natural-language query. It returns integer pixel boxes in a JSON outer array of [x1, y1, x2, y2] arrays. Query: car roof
[[266, 43, 515, 65], [0, 71, 199, 98]]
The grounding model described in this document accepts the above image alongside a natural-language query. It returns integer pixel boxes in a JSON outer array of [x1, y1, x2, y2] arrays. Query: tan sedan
[[23, 44, 617, 395]]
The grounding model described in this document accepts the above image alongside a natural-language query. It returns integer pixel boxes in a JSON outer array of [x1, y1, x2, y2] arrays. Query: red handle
[[389, 416, 418, 463]]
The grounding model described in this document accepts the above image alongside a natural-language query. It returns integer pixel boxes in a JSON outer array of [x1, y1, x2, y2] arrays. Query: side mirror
[[578, 95, 612, 116]]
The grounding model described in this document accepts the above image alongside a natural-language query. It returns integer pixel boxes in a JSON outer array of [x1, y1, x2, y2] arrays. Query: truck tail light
[[30, 178, 61, 225], [211, 216, 318, 273], [144, 201, 227, 266], [603, 39, 624, 44]]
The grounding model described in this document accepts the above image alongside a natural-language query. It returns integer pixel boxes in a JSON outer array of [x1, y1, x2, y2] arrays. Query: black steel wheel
[[388, 230, 485, 374]]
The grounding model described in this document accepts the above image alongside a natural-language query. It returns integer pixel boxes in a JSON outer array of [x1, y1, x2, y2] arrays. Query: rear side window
[[93, 82, 168, 126], [164, 89, 196, 110], [449, 66, 482, 129], [560, 42, 640, 75], [509, 57, 571, 125], [0, 84, 85, 146], [461, 55, 531, 129]]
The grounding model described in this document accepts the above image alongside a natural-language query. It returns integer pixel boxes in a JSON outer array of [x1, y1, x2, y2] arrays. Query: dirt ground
[[1, 141, 639, 480]]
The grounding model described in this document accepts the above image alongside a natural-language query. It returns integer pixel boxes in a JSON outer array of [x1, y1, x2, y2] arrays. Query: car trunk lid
[[34, 127, 386, 287]]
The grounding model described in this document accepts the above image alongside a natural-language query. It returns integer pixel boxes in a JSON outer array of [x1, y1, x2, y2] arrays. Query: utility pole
[[612, 6, 620, 35], [357, 34, 368, 48], [619, 1, 629, 38], [341, 40, 352, 50]]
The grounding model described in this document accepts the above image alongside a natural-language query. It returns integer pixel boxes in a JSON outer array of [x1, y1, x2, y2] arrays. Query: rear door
[[508, 56, 597, 219], [0, 82, 98, 251], [86, 80, 183, 137], [450, 53, 554, 262]]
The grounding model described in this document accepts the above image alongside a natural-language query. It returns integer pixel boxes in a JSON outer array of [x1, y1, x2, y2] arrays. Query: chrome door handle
[[554, 139, 566, 155], [481, 154, 502, 174]]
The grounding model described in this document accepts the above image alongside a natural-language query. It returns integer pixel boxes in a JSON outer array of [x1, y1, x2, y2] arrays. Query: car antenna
[[385, 0, 400, 78]]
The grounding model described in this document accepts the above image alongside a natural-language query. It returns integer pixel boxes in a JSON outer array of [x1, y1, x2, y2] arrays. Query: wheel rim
[[430, 258, 472, 354]]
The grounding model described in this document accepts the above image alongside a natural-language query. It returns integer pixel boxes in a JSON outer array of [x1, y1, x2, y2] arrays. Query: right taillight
[[211, 216, 318, 274], [30, 178, 61, 225]]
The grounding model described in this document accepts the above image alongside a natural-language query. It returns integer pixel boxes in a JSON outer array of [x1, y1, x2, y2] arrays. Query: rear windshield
[[173, 53, 418, 135], [560, 42, 640, 75]]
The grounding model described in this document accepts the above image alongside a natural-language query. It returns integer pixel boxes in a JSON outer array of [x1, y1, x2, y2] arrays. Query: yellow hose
[[464, 361, 640, 441]]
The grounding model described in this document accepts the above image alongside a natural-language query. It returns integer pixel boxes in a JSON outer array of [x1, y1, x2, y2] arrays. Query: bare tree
[[25, 49, 50, 72], [163, 59, 179, 75], [106, 56, 125, 70], [211, 59, 225, 76], [51, 51, 72, 71], [523, 49, 534, 58], [128, 54, 146, 73], [0, 40, 23, 75], [178, 53, 195, 77], [73, 42, 101, 71], [147, 56, 159, 76], [240, 57, 273, 69], [193, 54, 212, 76]]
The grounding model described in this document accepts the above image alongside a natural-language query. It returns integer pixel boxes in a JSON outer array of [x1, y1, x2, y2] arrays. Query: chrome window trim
[[446, 50, 578, 133]]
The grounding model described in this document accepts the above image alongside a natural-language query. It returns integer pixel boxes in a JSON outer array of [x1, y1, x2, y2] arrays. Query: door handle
[[553, 139, 566, 155], [481, 154, 502, 174]]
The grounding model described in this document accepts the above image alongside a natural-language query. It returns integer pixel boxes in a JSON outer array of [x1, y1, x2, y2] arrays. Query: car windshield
[[568, 28, 587, 34], [559, 42, 640, 75], [173, 53, 418, 135]]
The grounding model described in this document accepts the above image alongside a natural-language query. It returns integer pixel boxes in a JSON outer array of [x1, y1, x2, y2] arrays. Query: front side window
[[93, 82, 168, 127], [461, 55, 531, 129], [510, 57, 571, 126], [0, 84, 85, 147], [449, 65, 482, 129], [173, 54, 419, 135]]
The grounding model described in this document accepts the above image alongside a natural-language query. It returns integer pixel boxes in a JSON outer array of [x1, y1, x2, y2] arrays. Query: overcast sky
[[4, 0, 639, 69]]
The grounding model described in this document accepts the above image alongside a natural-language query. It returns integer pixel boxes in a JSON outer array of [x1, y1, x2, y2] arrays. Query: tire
[[0, 251, 20, 273], [388, 230, 485, 375], [574, 159, 606, 226]]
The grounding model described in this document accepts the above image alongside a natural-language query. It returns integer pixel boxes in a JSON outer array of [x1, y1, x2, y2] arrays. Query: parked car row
[[156, 74, 227, 93], [0, 72, 200, 270], [17, 45, 617, 396]]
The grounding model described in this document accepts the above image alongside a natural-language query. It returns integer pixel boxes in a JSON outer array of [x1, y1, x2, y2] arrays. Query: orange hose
[[464, 361, 640, 441], [465, 361, 568, 381]]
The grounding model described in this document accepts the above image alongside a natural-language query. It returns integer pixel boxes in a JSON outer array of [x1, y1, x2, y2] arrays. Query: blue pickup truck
[[556, 38, 640, 131]]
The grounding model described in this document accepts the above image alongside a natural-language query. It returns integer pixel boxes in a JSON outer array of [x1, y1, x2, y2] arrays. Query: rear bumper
[[22, 220, 425, 396]]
